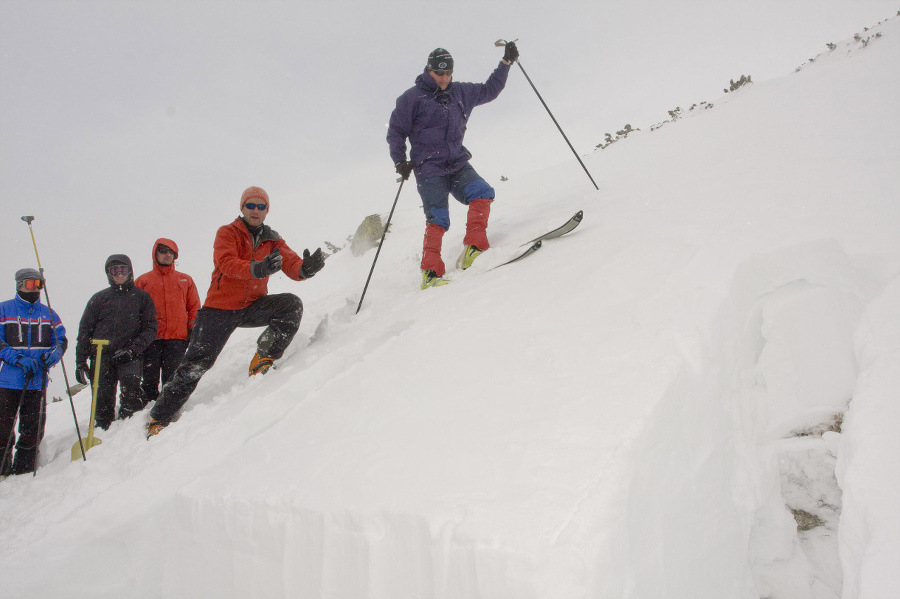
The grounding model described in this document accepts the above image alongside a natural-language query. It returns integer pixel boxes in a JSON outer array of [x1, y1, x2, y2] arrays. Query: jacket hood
[[105, 253, 134, 289], [236, 217, 281, 246], [416, 69, 452, 96], [152, 237, 179, 272]]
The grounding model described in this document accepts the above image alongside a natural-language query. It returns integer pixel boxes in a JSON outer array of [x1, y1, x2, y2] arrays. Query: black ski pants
[[150, 293, 302, 425], [141, 338, 189, 403], [0, 386, 46, 476], [93, 356, 144, 429]]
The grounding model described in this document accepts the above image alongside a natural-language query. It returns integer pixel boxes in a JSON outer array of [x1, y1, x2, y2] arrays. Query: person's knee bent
[[463, 178, 495, 203], [273, 293, 302, 322]]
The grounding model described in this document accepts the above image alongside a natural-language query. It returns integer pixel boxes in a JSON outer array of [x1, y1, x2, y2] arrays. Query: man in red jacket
[[147, 187, 325, 436], [135, 238, 201, 404]]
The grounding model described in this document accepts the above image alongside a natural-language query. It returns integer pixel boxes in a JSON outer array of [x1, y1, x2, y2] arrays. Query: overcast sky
[[1, 0, 896, 393]]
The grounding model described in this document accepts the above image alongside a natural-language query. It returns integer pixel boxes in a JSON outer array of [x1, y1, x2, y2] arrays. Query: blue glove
[[16, 355, 42, 377], [41, 347, 62, 368]]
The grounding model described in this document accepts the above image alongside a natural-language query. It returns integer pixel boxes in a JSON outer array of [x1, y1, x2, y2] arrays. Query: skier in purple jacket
[[388, 43, 519, 288]]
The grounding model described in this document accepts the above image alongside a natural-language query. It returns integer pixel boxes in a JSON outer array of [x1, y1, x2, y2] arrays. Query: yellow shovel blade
[[71, 436, 102, 461]]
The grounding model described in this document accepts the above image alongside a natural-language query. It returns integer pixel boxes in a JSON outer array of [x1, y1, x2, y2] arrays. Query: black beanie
[[427, 48, 453, 72]]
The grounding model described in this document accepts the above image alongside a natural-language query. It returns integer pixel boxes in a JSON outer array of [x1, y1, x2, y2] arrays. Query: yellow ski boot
[[457, 245, 484, 270], [421, 270, 450, 290]]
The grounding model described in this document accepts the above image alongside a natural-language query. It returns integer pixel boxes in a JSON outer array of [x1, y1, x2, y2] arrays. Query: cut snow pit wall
[[623, 240, 876, 599], [622, 300, 757, 597], [162, 494, 542, 598], [837, 276, 900, 599], [734, 241, 877, 599], [154, 244, 879, 599]]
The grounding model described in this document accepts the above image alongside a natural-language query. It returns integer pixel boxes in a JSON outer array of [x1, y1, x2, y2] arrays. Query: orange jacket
[[134, 238, 201, 340], [203, 218, 305, 310]]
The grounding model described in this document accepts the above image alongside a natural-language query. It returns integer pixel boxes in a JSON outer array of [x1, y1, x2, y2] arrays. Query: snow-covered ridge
[[1, 17, 899, 599], [598, 13, 898, 153]]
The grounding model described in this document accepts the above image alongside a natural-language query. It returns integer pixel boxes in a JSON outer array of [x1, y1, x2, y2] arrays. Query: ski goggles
[[107, 265, 131, 277], [20, 279, 43, 290], [243, 203, 268, 211], [156, 246, 175, 255], [431, 69, 452, 76]]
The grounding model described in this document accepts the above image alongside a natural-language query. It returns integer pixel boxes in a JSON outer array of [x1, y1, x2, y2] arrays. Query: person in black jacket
[[75, 255, 157, 429]]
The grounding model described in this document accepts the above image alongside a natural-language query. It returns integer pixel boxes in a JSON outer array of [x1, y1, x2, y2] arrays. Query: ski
[[522, 210, 583, 245], [492, 240, 542, 269], [489, 210, 583, 270], [453, 210, 583, 272]]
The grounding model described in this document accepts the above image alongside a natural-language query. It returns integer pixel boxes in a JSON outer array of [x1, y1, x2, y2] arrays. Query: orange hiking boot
[[147, 419, 167, 438], [249, 352, 275, 376]]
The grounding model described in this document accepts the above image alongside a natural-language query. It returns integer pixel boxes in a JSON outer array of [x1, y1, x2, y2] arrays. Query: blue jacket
[[387, 62, 510, 180], [0, 294, 67, 390]]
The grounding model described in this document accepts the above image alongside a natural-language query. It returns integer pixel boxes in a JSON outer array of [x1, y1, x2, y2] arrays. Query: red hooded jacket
[[134, 238, 201, 340], [203, 218, 305, 310]]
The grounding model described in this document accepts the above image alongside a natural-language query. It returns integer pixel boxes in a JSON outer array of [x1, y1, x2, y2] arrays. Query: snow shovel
[[71, 339, 109, 461]]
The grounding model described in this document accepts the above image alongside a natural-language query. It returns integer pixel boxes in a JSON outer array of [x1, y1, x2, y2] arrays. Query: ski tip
[[573, 210, 583, 222]]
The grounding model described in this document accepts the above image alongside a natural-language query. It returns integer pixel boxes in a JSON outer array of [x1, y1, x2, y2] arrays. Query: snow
[[2, 15, 900, 599]]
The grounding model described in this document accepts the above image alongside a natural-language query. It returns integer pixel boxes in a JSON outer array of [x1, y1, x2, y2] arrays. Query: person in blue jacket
[[387, 43, 519, 288], [0, 268, 67, 476]]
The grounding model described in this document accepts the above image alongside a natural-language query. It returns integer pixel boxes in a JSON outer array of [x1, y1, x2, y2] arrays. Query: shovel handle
[[86, 339, 110, 445]]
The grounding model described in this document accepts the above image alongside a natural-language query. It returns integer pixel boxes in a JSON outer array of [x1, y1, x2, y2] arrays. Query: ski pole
[[1, 373, 32, 477], [21, 216, 87, 460], [356, 178, 405, 314], [495, 40, 599, 191]]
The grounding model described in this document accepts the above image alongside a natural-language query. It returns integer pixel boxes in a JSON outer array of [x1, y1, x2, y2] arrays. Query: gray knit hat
[[15, 268, 43, 286]]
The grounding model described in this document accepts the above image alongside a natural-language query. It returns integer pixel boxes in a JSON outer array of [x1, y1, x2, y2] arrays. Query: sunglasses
[[243, 203, 268, 211], [431, 69, 452, 77], [21, 279, 43, 290], [156, 247, 175, 255], [107, 265, 131, 277]]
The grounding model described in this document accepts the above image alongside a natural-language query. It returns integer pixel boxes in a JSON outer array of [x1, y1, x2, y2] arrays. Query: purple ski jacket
[[387, 62, 511, 180]]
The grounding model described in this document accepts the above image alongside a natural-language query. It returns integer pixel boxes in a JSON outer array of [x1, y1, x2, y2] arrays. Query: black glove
[[395, 160, 414, 181], [76, 363, 91, 385], [110, 349, 134, 366], [300, 248, 325, 279], [250, 248, 283, 279], [503, 42, 519, 64]]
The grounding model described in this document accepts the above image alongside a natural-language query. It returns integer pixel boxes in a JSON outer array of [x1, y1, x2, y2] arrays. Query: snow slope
[[1, 16, 899, 599]]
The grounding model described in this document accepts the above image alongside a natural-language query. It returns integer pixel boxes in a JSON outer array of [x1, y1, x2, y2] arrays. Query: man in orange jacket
[[147, 187, 325, 436], [135, 238, 201, 404]]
